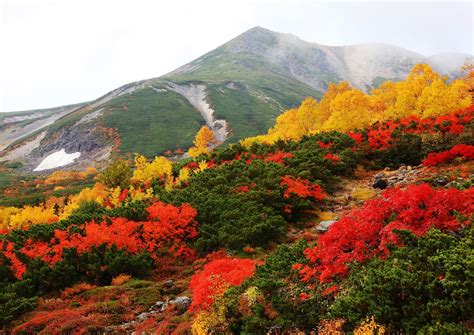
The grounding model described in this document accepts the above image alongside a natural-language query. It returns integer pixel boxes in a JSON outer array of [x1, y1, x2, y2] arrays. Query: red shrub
[[422, 144, 474, 166], [16, 202, 198, 277], [264, 150, 293, 164], [324, 153, 341, 163], [12, 308, 107, 334], [299, 184, 473, 284], [317, 141, 333, 149], [280, 176, 326, 201], [348, 132, 364, 145], [189, 257, 257, 311], [2, 242, 26, 279]]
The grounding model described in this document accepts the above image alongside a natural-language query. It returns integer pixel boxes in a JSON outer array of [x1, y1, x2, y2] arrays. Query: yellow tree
[[188, 126, 216, 158], [132, 154, 173, 184], [370, 81, 398, 121], [417, 79, 470, 117], [322, 89, 373, 132], [386, 63, 442, 119], [318, 81, 352, 123], [295, 96, 320, 135], [462, 61, 474, 101], [267, 108, 298, 142]]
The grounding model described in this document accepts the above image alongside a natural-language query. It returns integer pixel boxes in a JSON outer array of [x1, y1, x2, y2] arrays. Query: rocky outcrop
[[372, 165, 421, 189], [165, 82, 229, 143], [109, 296, 191, 333]]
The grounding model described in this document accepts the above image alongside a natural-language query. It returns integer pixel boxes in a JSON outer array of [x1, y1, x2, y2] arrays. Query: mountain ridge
[[1, 26, 471, 171]]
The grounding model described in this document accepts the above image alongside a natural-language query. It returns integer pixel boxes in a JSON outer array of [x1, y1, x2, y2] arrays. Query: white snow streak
[[34, 149, 81, 171]]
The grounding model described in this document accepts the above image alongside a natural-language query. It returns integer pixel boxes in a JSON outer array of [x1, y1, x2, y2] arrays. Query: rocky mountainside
[[1, 26, 471, 171]]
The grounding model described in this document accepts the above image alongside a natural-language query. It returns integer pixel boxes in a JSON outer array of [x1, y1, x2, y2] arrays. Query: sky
[[0, 0, 472, 113]]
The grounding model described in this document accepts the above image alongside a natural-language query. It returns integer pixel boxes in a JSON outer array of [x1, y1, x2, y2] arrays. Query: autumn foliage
[[188, 126, 216, 158], [298, 184, 473, 283], [422, 144, 474, 166], [1, 202, 197, 280], [280, 176, 326, 201], [241, 64, 471, 145], [190, 257, 258, 312]]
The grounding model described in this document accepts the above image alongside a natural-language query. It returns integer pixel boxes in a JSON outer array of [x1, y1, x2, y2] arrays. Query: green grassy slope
[[103, 88, 204, 156]]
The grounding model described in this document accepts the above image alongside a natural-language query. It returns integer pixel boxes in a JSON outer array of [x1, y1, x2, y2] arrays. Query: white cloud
[[0, 0, 472, 113]]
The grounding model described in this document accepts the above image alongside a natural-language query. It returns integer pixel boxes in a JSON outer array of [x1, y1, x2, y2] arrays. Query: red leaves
[[10, 202, 198, 278], [280, 176, 326, 201], [422, 144, 474, 167], [299, 184, 473, 284], [317, 141, 333, 149], [321, 285, 338, 297], [234, 150, 293, 165], [118, 188, 129, 202], [264, 150, 293, 164], [348, 132, 364, 145], [367, 129, 393, 150], [365, 106, 473, 151], [324, 153, 341, 163], [2, 242, 26, 279], [189, 257, 257, 312]]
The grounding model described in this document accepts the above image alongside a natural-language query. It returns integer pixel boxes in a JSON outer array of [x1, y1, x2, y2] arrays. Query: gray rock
[[316, 220, 337, 233], [149, 301, 165, 312], [163, 279, 174, 288], [136, 312, 149, 321], [169, 296, 192, 314], [434, 177, 449, 186]]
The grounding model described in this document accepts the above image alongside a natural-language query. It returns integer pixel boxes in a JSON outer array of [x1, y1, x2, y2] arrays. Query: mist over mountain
[[1, 26, 471, 171]]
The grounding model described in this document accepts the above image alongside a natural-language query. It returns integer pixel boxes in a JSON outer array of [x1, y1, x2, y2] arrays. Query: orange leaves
[[188, 126, 216, 158], [280, 176, 326, 201]]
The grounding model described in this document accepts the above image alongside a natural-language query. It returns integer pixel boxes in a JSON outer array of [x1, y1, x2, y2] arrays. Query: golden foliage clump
[[353, 317, 386, 335], [191, 298, 229, 335], [188, 126, 216, 158], [351, 187, 377, 201], [44, 167, 97, 185], [177, 167, 191, 184], [59, 183, 110, 220], [132, 154, 172, 185], [0, 205, 57, 230]]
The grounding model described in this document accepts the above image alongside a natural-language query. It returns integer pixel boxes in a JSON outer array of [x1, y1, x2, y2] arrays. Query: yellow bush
[[353, 316, 386, 335], [132, 154, 172, 184]]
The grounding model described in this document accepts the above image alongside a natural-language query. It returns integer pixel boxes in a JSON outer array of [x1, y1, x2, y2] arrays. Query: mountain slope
[[1, 26, 471, 171]]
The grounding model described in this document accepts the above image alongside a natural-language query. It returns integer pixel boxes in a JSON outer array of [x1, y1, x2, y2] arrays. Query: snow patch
[[34, 149, 81, 171]]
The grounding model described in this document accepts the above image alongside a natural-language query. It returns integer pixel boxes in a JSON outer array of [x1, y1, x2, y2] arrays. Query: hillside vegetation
[[0, 64, 473, 333]]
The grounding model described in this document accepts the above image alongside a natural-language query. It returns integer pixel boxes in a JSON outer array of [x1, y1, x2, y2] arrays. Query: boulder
[[373, 178, 388, 189], [316, 220, 337, 233]]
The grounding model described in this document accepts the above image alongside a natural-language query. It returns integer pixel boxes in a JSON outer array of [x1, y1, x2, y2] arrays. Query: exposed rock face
[[165, 82, 229, 143]]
